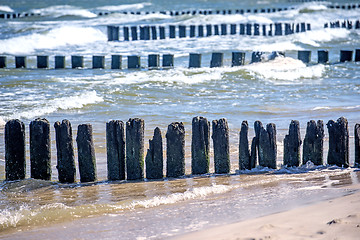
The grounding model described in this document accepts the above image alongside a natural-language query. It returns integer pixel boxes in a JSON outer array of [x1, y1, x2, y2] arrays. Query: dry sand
[[173, 185, 360, 240]]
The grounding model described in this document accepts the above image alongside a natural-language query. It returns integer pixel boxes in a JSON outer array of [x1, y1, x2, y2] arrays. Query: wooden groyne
[[4, 117, 360, 183]]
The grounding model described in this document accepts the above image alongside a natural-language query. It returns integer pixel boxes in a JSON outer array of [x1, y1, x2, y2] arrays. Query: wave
[[0, 5, 14, 12], [31, 5, 97, 18], [7, 90, 103, 120], [0, 26, 106, 55], [95, 2, 152, 12]]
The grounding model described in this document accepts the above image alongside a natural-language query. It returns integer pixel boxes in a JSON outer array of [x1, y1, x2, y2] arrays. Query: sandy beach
[[173, 184, 360, 240]]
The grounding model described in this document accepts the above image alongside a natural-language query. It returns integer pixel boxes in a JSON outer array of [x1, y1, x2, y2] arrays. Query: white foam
[[0, 116, 5, 128], [0, 26, 106, 55], [297, 29, 349, 47], [96, 2, 152, 11], [32, 5, 97, 18], [0, 5, 14, 12], [8, 90, 103, 120]]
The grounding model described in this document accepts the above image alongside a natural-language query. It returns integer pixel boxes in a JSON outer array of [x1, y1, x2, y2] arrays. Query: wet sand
[[173, 184, 360, 240]]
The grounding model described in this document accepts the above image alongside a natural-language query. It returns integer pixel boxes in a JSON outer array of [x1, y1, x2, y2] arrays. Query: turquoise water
[[0, 0, 359, 238]]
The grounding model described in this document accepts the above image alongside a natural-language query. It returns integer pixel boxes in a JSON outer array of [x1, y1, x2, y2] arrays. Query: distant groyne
[[4, 117, 360, 183]]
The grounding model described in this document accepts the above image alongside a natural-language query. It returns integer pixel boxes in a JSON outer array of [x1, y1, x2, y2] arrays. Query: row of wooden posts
[[107, 22, 311, 41], [324, 20, 360, 29], [4, 117, 360, 183], [0, 49, 359, 70]]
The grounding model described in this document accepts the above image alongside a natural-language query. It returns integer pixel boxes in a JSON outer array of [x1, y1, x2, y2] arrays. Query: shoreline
[[172, 184, 360, 240]]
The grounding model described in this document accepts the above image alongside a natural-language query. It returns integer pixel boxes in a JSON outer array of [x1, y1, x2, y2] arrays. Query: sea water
[[0, 0, 359, 239]]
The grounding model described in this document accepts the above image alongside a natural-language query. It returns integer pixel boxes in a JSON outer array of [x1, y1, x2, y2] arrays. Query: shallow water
[[0, 0, 360, 238]]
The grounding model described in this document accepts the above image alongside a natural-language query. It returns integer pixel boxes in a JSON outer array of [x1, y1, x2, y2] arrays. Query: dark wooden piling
[[262, 25, 267, 36], [251, 52, 263, 63], [144, 26, 150, 40], [303, 120, 324, 165], [250, 120, 263, 168], [318, 50, 329, 64], [239, 24, 245, 35], [5, 119, 26, 181], [298, 51, 311, 63], [258, 123, 277, 169], [128, 56, 140, 69], [191, 116, 210, 175], [123, 26, 129, 41], [190, 25, 196, 37], [355, 124, 360, 167], [340, 50, 353, 62], [148, 54, 160, 68], [29, 118, 51, 180], [189, 53, 201, 68], [254, 23, 260, 35], [131, 26, 138, 40], [327, 117, 349, 167], [212, 118, 230, 174], [159, 26, 166, 39], [301, 22, 306, 32], [107, 26, 114, 41], [163, 54, 174, 68], [239, 121, 251, 170], [214, 25, 219, 35], [232, 52, 245, 66], [140, 26, 145, 40], [198, 25, 204, 37], [230, 24, 236, 35], [206, 24, 212, 36], [106, 120, 125, 181], [151, 26, 157, 40], [126, 118, 145, 180], [179, 25, 186, 38], [37, 56, 49, 69], [169, 25, 176, 38], [0, 56, 6, 68], [355, 49, 360, 62], [93, 56, 105, 69], [55, 56, 65, 69], [54, 119, 76, 183], [275, 23, 282, 35], [246, 23, 252, 35], [221, 24, 227, 35], [111, 55, 122, 69], [112, 26, 119, 41], [71, 56, 83, 69], [76, 124, 97, 182], [15, 56, 26, 68], [283, 120, 302, 167], [166, 122, 185, 178], [145, 127, 163, 179], [210, 52, 223, 68]]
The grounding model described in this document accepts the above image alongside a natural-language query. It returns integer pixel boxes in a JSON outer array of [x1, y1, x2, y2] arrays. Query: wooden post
[[340, 50, 353, 62], [258, 123, 277, 169], [30, 118, 51, 180], [106, 120, 125, 181], [318, 50, 329, 64], [254, 23, 260, 35], [159, 26, 165, 39], [54, 120, 76, 183], [214, 25, 219, 35], [190, 25, 196, 37], [5, 119, 26, 181], [189, 53, 201, 68], [151, 26, 157, 40], [55, 56, 65, 69], [232, 52, 245, 66], [123, 26, 129, 41], [128, 56, 140, 69], [148, 54, 160, 68], [145, 127, 163, 179], [15, 56, 26, 68], [355, 124, 360, 167], [92, 56, 105, 69], [166, 122, 185, 178], [198, 25, 204, 37], [179, 25, 186, 38], [239, 121, 251, 170], [230, 24, 236, 35], [212, 118, 230, 174], [221, 24, 227, 35], [210, 52, 223, 68], [126, 118, 145, 180], [111, 55, 122, 69], [206, 24, 212, 36], [191, 116, 210, 175], [169, 25, 176, 38], [298, 51, 311, 63], [303, 120, 324, 165], [327, 117, 349, 167], [131, 26, 138, 40], [76, 124, 97, 182], [162, 54, 174, 68], [283, 120, 302, 167], [37, 56, 49, 69], [0, 56, 6, 68], [71, 56, 83, 68]]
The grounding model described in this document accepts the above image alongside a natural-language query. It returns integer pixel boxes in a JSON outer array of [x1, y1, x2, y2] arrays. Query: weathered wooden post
[[298, 51, 311, 63], [214, 25, 220, 35], [340, 50, 353, 62], [239, 24, 245, 35], [107, 26, 114, 41], [126, 118, 145, 180], [258, 123, 277, 169], [106, 120, 125, 181], [111, 55, 122, 69], [283, 120, 302, 167], [55, 56, 65, 69], [15, 56, 26, 68], [166, 122, 185, 178], [318, 50, 329, 64], [254, 23, 260, 35], [221, 24, 227, 35], [123, 26, 130, 41], [0, 56, 6, 68], [92, 56, 105, 69], [250, 120, 263, 168], [145, 127, 163, 179], [169, 25, 176, 38], [210, 52, 223, 68], [37, 56, 49, 69], [112, 26, 119, 41], [162, 54, 174, 68], [206, 24, 212, 36], [131, 26, 138, 40], [128, 56, 140, 69], [232, 52, 245, 66], [144, 26, 150, 40], [355, 124, 360, 167], [189, 53, 201, 68], [76, 124, 97, 182], [239, 121, 251, 170], [327, 117, 349, 167], [151, 26, 157, 40], [198, 25, 204, 37], [29, 118, 51, 180], [251, 52, 263, 63], [190, 25, 196, 37], [355, 49, 360, 62], [5, 119, 26, 181], [148, 54, 160, 68], [191, 116, 210, 175], [159, 26, 165, 39], [71, 56, 83, 68], [140, 26, 145, 40], [262, 25, 267, 36], [230, 24, 236, 35], [274, 23, 282, 35], [179, 25, 186, 38], [212, 118, 230, 174], [246, 23, 252, 35], [303, 120, 324, 165], [54, 119, 76, 183]]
